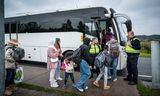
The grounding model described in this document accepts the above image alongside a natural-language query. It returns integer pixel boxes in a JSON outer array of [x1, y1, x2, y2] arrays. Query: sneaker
[[76, 87, 84, 92], [57, 77, 63, 81], [93, 81, 99, 87], [108, 76, 111, 79], [5, 90, 13, 96], [84, 86, 88, 90], [5, 87, 13, 96], [9, 84, 17, 92], [51, 83, 59, 88], [113, 78, 117, 82], [104, 85, 110, 90]]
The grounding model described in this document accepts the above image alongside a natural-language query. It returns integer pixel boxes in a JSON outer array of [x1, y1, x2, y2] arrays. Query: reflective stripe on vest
[[125, 38, 140, 53], [89, 44, 100, 54]]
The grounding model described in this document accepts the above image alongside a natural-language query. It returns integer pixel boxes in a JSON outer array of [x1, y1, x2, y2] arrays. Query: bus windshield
[[115, 16, 128, 43]]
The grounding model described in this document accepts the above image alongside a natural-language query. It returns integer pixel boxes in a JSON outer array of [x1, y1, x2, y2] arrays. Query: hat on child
[[8, 39, 18, 46]]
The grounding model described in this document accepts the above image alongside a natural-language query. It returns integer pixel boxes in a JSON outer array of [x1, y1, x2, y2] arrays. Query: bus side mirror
[[125, 20, 132, 32]]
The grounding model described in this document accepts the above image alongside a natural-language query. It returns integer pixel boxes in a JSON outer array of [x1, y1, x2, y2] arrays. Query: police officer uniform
[[125, 36, 141, 85], [89, 44, 100, 78]]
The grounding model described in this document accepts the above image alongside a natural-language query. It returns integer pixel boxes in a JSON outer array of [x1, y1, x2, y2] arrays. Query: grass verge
[[137, 81, 160, 96], [16, 83, 85, 96], [140, 53, 151, 58]]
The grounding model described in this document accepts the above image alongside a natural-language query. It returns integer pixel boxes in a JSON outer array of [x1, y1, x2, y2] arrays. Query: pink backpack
[[61, 62, 66, 71]]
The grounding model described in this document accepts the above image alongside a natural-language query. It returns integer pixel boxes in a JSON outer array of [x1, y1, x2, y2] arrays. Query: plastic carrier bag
[[14, 66, 24, 83]]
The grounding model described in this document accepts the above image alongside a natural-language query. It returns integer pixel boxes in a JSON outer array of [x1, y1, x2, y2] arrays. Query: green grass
[[137, 81, 160, 96], [140, 53, 151, 58], [16, 83, 85, 96], [140, 41, 151, 58]]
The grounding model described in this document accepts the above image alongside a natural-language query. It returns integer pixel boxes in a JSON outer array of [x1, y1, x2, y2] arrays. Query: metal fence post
[[0, 0, 5, 95], [151, 40, 160, 88]]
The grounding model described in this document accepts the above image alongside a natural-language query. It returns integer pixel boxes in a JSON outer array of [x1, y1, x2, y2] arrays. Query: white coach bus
[[5, 7, 132, 70]]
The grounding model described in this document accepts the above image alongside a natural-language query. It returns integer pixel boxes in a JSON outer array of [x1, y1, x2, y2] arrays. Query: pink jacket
[[47, 47, 58, 70]]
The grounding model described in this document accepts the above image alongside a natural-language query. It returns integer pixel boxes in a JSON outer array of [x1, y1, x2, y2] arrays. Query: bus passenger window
[[5, 24, 9, 33], [11, 23, 16, 33], [85, 22, 96, 36]]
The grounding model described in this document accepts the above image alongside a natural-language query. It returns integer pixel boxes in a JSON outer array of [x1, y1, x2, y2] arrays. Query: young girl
[[47, 40, 59, 88], [93, 45, 111, 90], [62, 58, 75, 88]]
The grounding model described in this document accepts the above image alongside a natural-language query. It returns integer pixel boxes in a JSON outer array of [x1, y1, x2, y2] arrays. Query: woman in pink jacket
[[47, 40, 59, 87]]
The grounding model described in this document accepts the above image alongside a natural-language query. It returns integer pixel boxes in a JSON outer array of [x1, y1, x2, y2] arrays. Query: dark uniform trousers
[[127, 53, 139, 83]]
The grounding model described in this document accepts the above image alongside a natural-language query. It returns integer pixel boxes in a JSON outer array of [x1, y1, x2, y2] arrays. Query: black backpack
[[7, 46, 25, 61], [14, 47, 25, 61], [71, 46, 82, 64]]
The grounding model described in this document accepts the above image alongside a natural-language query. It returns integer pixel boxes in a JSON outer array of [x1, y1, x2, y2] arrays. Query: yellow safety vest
[[89, 44, 100, 54], [125, 38, 140, 53]]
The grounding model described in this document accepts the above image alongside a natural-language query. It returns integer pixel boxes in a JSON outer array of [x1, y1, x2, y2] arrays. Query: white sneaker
[[108, 76, 112, 79], [84, 86, 88, 90], [76, 87, 84, 92], [51, 83, 59, 88], [113, 78, 117, 82], [57, 77, 63, 81]]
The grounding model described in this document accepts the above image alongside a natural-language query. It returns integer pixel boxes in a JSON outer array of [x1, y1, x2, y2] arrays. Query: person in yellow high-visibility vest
[[89, 38, 101, 78], [124, 31, 141, 85]]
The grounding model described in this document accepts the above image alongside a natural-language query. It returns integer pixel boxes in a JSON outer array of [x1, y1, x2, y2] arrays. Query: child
[[93, 45, 111, 90], [47, 40, 59, 88], [62, 58, 75, 88]]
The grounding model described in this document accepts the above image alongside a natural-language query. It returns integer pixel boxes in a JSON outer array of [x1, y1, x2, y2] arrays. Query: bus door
[[113, 13, 132, 70], [98, 18, 115, 49], [98, 16, 129, 70], [90, 17, 101, 44], [5, 21, 19, 41]]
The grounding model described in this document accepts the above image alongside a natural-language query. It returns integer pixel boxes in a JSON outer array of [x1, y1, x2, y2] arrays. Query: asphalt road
[[138, 57, 151, 76], [138, 57, 152, 81]]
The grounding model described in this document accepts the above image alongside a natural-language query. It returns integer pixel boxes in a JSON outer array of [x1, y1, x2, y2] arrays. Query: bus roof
[[5, 7, 108, 23]]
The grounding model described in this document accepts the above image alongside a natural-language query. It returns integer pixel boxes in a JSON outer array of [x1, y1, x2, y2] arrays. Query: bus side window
[[5, 23, 17, 33], [5, 23, 9, 33], [11, 23, 16, 33]]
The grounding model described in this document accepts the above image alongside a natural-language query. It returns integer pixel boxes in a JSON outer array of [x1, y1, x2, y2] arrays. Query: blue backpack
[[94, 51, 105, 68], [94, 51, 111, 68]]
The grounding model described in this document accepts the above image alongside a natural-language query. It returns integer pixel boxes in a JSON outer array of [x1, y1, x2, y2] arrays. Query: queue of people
[[4, 30, 141, 95], [46, 30, 141, 92]]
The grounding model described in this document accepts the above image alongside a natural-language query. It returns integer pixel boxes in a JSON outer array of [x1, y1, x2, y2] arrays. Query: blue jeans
[[56, 59, 61, 79], [5, 69, 15, 87], [75, 59, 91, 89], [108, 57, 118, 80]]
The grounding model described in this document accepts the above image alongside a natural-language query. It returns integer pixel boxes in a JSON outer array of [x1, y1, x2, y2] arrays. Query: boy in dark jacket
[[73, 38, 94, 92]]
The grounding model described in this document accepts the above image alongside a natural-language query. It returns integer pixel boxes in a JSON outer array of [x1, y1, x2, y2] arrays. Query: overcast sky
[[4, 0, 160, 35]]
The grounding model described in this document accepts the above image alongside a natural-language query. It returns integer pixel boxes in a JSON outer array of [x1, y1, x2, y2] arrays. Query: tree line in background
[[18, 19, 89, 33]]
